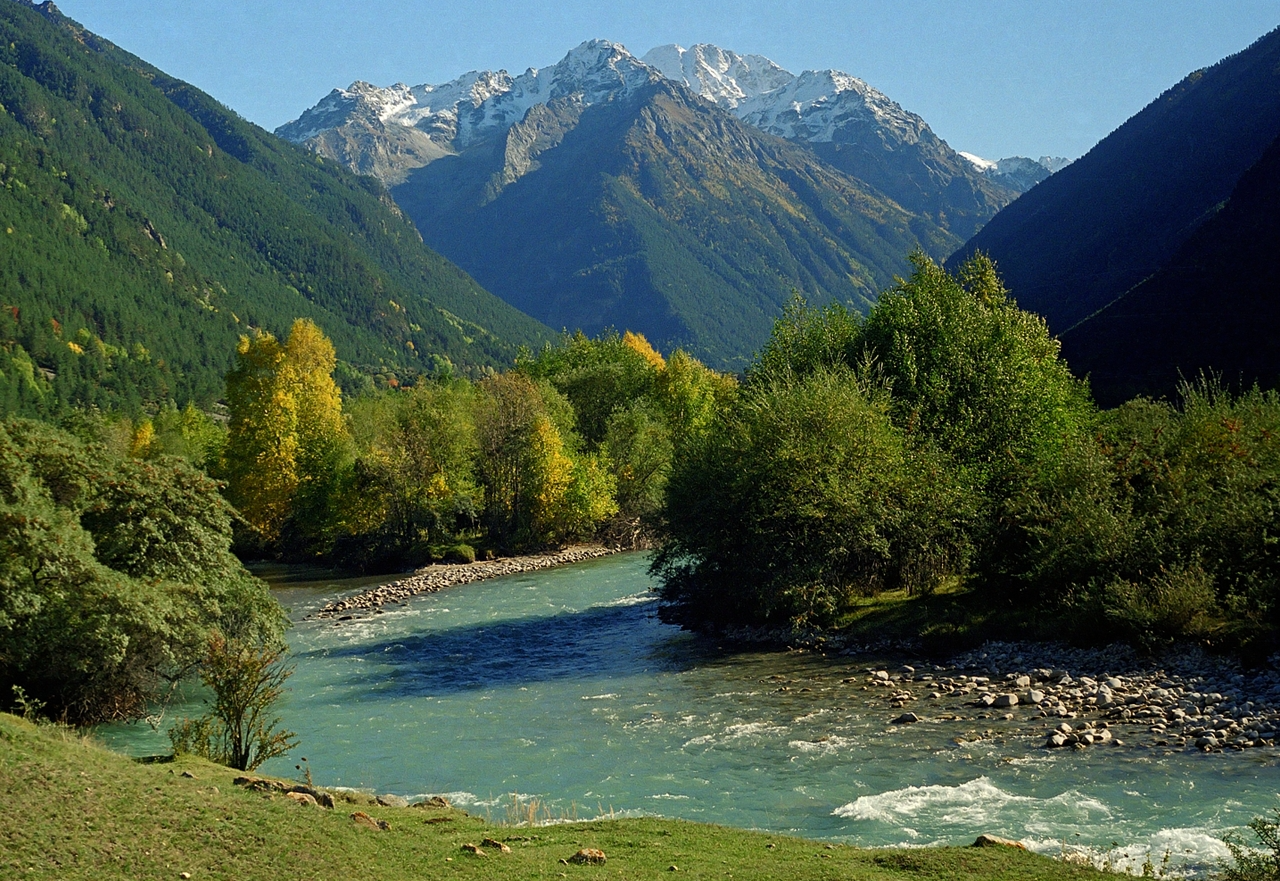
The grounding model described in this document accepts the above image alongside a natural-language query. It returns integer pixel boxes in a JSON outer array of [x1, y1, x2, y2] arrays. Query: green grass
[[0, 712, 1113, 881]]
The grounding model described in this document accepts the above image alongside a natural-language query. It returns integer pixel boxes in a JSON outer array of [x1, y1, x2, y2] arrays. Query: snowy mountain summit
[[276, 40, 1058, 205], [280, 39, 657, 149], [279, 40, 946, 174], [643, 44, 928, 146]]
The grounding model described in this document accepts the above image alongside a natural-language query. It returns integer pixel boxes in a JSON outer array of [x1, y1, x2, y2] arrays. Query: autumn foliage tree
[[222, 320, 349, 548]]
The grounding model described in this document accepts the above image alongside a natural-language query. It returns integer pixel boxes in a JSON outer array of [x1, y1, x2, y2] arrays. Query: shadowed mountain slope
[[949, 25, 1280, 333], [1061, 131, 1280, 406]]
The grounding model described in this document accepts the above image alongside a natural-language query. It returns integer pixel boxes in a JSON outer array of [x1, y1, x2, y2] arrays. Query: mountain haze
[[0, 0, 549, 416]]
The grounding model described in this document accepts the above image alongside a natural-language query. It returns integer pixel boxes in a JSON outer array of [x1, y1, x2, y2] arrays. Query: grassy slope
[[0, 712, 1108, 881]]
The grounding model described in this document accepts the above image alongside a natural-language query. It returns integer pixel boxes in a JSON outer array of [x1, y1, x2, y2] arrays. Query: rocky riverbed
[[849, 640, 1280, 755], [310, 546, 621, 620]]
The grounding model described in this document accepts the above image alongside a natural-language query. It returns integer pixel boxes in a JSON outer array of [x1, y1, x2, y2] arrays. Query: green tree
[[0, 418, 284, 723], [337, 380, 480, 568], [475, 373, 616, 550], [654, 368, 970, 628]]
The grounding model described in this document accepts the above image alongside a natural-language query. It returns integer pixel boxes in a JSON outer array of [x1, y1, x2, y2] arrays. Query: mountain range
[[277, 41, 1060, 367], [0, 0, 550, 416]]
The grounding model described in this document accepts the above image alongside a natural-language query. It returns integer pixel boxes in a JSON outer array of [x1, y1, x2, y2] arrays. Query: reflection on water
[[97, 553, 1280, 875]]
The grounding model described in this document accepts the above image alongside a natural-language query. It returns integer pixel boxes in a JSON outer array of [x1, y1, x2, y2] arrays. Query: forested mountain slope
[[0, 0, 550, 416], [389, 79, 961, 368], [278, 40, 1016, 369], [949, 25, 1280, 333]]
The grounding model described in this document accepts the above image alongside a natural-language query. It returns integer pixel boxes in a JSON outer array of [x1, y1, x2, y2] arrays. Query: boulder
[[569, 848, 607, 865], [285, 791, 317, 806], [377, 794, 409, 808], [351, 811, 390, 831], [1027, 690, 1046, 704], [416, 795, 452, 808], [892, 712, 920, 724], [973, 834, 1026, 849], [482, 837, 513, 853], [994, 694, 1019, 708], [461, 844, 486, 856]]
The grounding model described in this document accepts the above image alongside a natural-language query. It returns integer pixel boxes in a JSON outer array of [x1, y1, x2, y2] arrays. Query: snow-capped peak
[[641, 43, 794, 108], [278, 40, 659, 150], [959, 151, 998, 172]]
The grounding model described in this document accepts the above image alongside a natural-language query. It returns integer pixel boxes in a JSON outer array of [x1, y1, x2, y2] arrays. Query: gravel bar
[[310, 546, 623, 620]]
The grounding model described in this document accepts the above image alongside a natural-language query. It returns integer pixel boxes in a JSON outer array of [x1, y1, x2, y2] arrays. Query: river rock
[[892, 712, 920, 724], [1027, 690, 1045, 704], [994, 694, 1019, 708], [973, 834, 1026, 849], [570, 848, 607, 864]]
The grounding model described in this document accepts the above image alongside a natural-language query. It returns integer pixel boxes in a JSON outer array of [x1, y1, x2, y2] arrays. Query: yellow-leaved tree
[[475, 373, 616, 550], [222, 320, 349, 547]]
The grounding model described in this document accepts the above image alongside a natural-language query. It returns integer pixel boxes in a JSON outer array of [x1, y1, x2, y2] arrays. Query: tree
[[169, 633, 298, 772], [0, 418, 285, 723], [654, 367, 971, 628], [221, 319, 351, 548], [336, 380, 480, 568], [475, 373, 616, 550], [222, 332, 298, 542]]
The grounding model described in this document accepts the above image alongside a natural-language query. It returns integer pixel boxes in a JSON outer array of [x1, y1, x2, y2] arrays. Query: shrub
[[1223, 813, 1280, 881], [169, 633, 297, 772]]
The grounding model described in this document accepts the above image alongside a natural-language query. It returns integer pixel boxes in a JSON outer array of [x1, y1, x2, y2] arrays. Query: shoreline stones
[[862, 640, 1280, 755], [312, 546, 622, 620]]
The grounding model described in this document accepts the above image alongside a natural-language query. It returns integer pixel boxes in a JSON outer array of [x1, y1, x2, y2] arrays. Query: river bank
[[827, 639, 1280, 757], [309, 545, 623, 619]]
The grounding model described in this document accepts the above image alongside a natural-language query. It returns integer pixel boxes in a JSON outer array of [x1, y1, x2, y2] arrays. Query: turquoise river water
[[98, 553, 1280, 875]]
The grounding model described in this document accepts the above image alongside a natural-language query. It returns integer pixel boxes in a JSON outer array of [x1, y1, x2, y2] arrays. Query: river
[[96, 552, 1280, 875]]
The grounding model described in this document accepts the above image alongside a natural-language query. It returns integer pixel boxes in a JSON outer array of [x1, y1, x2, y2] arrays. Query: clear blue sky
[[52, 0, 1280, 161]]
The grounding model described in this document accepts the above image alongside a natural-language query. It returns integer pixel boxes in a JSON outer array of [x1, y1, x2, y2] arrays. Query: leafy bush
[[0, 417, 285, 723], [169, 634, 297, 771], [1223, 813, 1280, 881], [653, 367, 972, 628]]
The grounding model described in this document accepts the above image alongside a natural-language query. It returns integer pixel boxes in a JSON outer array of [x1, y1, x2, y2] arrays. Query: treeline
[[217, 320, 733, 568], [654, 253, 1280, 654]]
